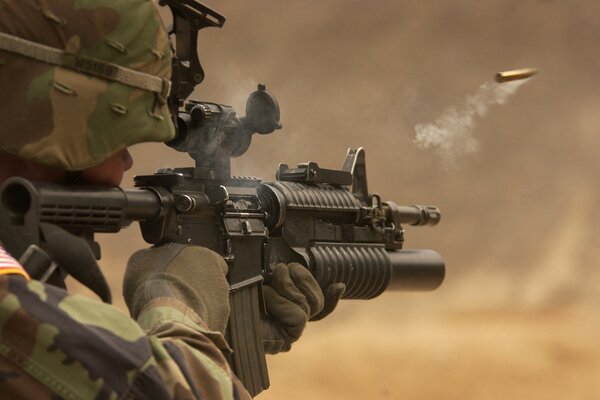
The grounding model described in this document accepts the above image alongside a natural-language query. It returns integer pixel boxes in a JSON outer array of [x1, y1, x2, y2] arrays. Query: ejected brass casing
[[495, 68, 538, 83]]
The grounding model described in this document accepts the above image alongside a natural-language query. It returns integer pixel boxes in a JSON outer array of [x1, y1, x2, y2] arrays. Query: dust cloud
[[89, 1, 600, 398]]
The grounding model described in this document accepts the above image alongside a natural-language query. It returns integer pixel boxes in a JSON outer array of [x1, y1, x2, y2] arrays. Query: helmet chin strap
[[64, 171, 83, 185]]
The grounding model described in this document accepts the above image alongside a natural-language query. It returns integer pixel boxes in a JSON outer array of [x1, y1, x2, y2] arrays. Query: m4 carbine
[[0, 141, 444, 397]]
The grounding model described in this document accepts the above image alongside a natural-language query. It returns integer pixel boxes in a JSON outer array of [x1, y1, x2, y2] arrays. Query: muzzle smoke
[[414, 79, 529, 163]]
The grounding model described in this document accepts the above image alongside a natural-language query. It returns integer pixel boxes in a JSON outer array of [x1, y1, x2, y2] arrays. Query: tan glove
[[262, 263, 345, 354], [124, 245, 344, 354], [123, 243, 230, 336]]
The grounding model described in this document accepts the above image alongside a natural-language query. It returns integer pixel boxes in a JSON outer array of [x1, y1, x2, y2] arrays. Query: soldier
[[0, 0, 344, 398]]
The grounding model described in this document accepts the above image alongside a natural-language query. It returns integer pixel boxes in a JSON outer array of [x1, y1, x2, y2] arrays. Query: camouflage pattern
[[0, 0, 176, 171], [124, 244, 232, 338], [0, 274, 251, 399]]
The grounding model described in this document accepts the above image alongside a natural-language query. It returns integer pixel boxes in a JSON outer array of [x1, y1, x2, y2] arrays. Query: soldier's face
[[0, 149, 133, 186], [78, 149, 133, 186]]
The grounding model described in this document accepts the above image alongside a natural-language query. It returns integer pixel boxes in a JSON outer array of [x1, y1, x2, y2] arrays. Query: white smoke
[[414, 79, 529, 163]]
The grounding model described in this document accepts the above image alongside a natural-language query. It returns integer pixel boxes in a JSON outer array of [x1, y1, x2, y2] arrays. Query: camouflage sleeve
[[0, 276, 251, 399], [135, 297, 251, 400]]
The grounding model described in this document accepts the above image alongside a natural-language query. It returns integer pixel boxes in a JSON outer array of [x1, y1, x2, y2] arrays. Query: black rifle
[[0, 146, 444, 396], [0, 1, 445, 396]]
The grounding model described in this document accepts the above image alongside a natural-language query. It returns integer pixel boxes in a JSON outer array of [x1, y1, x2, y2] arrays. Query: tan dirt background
[[74, 1, 600, 398]]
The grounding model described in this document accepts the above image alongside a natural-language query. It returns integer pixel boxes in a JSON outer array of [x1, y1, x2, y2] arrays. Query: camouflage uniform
[[0, 0, 251, 398], [0, 269, 250, 399]]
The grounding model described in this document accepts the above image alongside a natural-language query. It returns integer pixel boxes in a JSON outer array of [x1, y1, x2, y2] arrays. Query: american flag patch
[[0, 246, 30, 280]]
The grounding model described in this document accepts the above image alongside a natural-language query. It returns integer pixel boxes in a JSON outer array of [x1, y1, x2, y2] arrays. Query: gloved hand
[[262, 263, 345, 354], [124, 244, 345, 354], [123, 243, 230, 336]]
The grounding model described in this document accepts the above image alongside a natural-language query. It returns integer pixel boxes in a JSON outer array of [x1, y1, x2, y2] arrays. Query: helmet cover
[[0, 0, 176, 170]]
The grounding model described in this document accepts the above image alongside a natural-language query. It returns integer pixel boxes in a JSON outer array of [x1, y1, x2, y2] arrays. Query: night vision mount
[[161, 0, 282, 179], [159, 0, 225, 102]]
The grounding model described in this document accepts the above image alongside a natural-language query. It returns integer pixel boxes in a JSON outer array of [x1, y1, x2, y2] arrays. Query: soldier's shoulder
[[0, 276, 247, 399], [0, 275, 171, 399]]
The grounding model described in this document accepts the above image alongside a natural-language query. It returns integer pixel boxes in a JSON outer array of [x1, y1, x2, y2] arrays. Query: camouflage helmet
[[0, 0, 176, 171]]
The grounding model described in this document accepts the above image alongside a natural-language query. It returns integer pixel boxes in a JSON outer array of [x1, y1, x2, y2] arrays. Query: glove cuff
[[137, 297, 232, 353]]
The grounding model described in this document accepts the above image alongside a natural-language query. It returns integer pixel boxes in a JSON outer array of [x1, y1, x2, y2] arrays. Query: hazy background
[[87, 1, 600, 398]]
